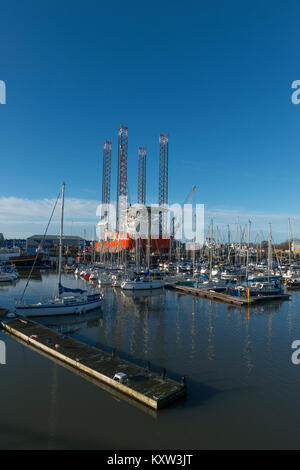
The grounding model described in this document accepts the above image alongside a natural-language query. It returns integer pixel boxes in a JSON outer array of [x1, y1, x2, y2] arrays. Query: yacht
[[228, 280, 284, 297], [0, 264, 19, 282]]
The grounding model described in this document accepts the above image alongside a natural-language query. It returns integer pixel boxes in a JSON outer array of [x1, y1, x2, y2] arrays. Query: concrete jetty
[[0, 311, 186, 410]]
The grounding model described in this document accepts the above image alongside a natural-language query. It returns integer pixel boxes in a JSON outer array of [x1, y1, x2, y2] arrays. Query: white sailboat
[[16, 182, 103, 317], [121, 204, 166, 291], [121, 271, 165, 290], [121, 278, 164, 290]]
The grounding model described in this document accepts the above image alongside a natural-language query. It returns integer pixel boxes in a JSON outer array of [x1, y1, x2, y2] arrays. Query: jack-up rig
[[96, 125, 172, 259]]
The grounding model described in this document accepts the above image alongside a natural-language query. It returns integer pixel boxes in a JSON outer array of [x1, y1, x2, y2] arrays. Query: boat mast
[[245, 220, 251, 282], [235, 217, 239, 265], [92, 225, 96, 265], [292, 217, 295, 264], [209, 218, 213, 281], [288, 217, 291, 268], [268, 223, 272, 281], [58, 181, 65, 294], [83, 228, 86, 263], [227, 224, 231, 264], [136, 236, 140, 272], [192, 213, 196, 278], [169, 217, 174, 265], [146, 206, 151, 270], [260, 230, 263, 263]]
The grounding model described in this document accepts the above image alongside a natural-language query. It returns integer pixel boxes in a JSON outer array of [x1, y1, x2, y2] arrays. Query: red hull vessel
[[9, 253, 43, 267]]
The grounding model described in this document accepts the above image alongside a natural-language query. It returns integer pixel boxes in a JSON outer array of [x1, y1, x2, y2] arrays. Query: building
[[292, 239, 300, 254], [26, 235, 85, 250]]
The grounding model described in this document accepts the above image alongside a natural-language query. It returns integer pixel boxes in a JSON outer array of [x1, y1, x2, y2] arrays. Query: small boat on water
[[248, 281, 284, 296], [0, 273, 18, 282], [247, 274, 282, 283], [0, 247, 44, 267], [98, 273, 113, 286], [0, 264, 19, 282], [89, 270, 99, 281], [111, 273, 124, 287], [221, 268, 242, 280], [0, 247, 21, 262], [64, 264, 75, 273], [121, 272, 165, 290]]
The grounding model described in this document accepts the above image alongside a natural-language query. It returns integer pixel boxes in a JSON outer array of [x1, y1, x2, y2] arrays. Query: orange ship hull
[[95, 234, 171, 253]]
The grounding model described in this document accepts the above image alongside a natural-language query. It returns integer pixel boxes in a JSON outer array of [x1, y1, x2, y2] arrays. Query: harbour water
[[1, 271, 300, 449]]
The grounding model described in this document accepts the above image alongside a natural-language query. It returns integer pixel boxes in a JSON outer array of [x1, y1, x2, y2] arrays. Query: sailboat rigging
[[16, 182, 103, 317]]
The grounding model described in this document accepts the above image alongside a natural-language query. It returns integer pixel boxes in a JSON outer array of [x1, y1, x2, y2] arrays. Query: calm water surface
[[1, 271, 300, 449]]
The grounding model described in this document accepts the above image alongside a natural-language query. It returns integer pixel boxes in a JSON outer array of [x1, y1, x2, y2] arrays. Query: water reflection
[[1, 271, 296, 378], [267, 312, 273, 360], [175, 295, 182, 349], [207, 301, 215, 361], [3, 271, 300, 448], [18, 269, 42, 281], [48, 363, 57, 449], [190, 297, 196, 362]]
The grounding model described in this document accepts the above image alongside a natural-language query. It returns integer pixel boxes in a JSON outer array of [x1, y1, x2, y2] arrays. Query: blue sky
[[0, 0, 300, 240]]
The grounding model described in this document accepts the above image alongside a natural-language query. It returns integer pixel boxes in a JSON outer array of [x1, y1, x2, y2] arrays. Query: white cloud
[[205, 207, 299, 241], [0, 197, 99, 221], [0, 197, 100, 238], [0, 196, 298, 241]]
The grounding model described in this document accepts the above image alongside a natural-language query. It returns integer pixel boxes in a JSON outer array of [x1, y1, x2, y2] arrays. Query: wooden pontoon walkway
[[165, 284, 290, 305], [0, 311, 186, 410]]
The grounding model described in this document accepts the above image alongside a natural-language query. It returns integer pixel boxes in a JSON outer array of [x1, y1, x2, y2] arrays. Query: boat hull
[[16, 298, 103, 317], [9, 254, 44, 267], [0, 274, 18, 282]]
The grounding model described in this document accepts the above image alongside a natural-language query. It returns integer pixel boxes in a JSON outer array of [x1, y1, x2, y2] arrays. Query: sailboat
[[15, 182, 103, 317], [228, 224, 285, 298], [120, 269, 165, 290], [0, 264, 19, 282]]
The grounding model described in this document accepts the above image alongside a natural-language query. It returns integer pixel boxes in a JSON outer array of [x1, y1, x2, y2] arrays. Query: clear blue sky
[[0, 0, 300, 240]]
